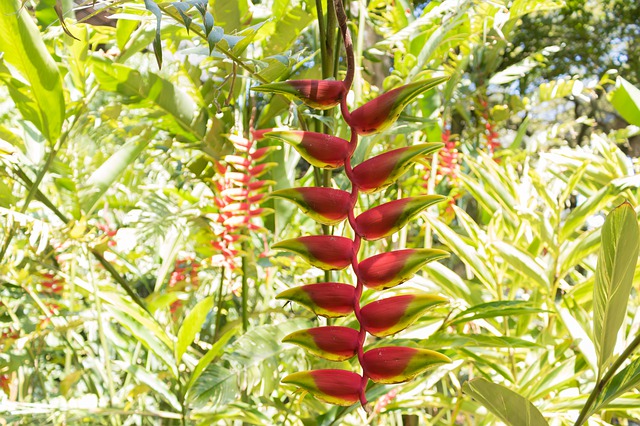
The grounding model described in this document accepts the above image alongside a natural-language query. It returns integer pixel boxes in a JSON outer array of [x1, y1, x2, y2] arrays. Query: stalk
[[574, 332, 640, 426]]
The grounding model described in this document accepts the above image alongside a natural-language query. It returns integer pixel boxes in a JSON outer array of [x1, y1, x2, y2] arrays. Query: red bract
[[282, 369, 362, 406], [283, 326, 359, 361], [252, 79, 346, 110], [272, 236, 353, 270], [276, 283, 355, 317], [268, 187, 351, 225], [264, 131, 350, 169], [351, 143, 442, 193], [362, 347, 450, 384], [356, 195, 445, 240], [358, 249, 449, 290], [271, 0, 450, 410], [360, 294, 448, 337], [348, 77, 448, 135]]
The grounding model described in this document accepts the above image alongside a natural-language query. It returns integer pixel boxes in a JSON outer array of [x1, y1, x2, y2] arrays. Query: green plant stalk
[[212, 268, 226, 342], [241, 246, 249, 334], [574, 331, 640, 426]]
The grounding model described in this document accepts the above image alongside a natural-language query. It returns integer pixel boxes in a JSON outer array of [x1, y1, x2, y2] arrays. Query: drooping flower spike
[[272, 0, 450, 411]]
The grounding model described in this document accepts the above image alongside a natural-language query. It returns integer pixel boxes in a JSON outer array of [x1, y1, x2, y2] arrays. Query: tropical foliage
[[1, 0, 640, 425]]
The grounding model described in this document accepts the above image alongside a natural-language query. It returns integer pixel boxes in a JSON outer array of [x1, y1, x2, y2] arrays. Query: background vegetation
[[1, 0, 640, 424]]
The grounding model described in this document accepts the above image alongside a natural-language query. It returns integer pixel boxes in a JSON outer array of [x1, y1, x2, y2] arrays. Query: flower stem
[[574, 332, 640, 426]]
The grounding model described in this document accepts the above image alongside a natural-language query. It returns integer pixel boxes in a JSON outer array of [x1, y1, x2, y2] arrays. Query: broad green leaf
[[463, 378, 548, 426], [176, 296, 214, 363], [0, 0, 65, 142], [425, 333, 540, 349], [449, 301, 546, 326], [593, 202, 639, 370], [609, 77, 640, 126], [560, 185, 611, 241], [92, 57, 204, 141], [81, 135, 152, 213]]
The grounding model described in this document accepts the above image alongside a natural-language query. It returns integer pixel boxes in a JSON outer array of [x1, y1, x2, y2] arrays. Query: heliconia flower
[[283, 326, 359, 361], [248, 162, 277, 177], [362, 347, 451, 384], [351, 143, 442, 193], [272, 236, 353, 270], [267, 187, 351, 225], [264, 131, 350, 169], [348, 77, 448, 135], [282, 369, 362, 406], [276, 283, 355, 317], [360, 294, 448, 337], [252, 80, 346, 110], [355, 195, 446, 240], [358, 249, 449, 290]]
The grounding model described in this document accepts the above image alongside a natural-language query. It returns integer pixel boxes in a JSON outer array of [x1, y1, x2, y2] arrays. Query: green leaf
[[492, 241, 550, 289], [449, 301, 547, 326], [143, 0, 163, 69], [463, 378, 548, 426], [120, 362, 181, 411], [186, 327, 237, 392], [609, 77, 640, 126], [92, 57, 204, 141], [176, 296, 214, 363], [594, 356, 640, 412], [593, 202, 640, 370], [427, 217, 497, 292], [81, 134, 152, 213], [0, 0, 65, 142]]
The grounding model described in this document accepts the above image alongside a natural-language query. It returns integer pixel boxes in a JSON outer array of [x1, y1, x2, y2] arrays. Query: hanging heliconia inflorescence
[[254, 0, 451, 411]]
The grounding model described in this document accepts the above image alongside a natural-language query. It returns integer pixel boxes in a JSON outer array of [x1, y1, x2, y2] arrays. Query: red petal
[[349, 77, 448, 135], [358, 249, 449, 290], [283, 326, 359, 361], [356, 195, 445, 240], [282, 369, 362, 406], [272, 236, 353, 270], [252, 80, 346, 110], [362, 347, 450, 384], [276, 283, 355, 317], [351, 144, 442, 193], [267, 187, 351, 226], [360, 294, 448, 337], [265, 131, 350, 169]]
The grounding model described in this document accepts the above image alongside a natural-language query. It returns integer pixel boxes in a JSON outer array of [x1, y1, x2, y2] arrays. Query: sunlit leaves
[[593, 202, 639, 370]]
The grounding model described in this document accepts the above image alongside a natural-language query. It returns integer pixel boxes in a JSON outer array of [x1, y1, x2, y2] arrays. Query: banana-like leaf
[[593, 202, 639, 370], [0, 0, 65, 142], [463, 378, 548, 426], [176, 296, 214, 363], [609, 77, 640, 126]]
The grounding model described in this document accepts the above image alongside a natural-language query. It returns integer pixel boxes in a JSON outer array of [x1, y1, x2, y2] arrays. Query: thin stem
[[86, 245, 118, 410], [574, 332, 640, 426], [213, 267, 226, 342], [334, 0, 355, 88]]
